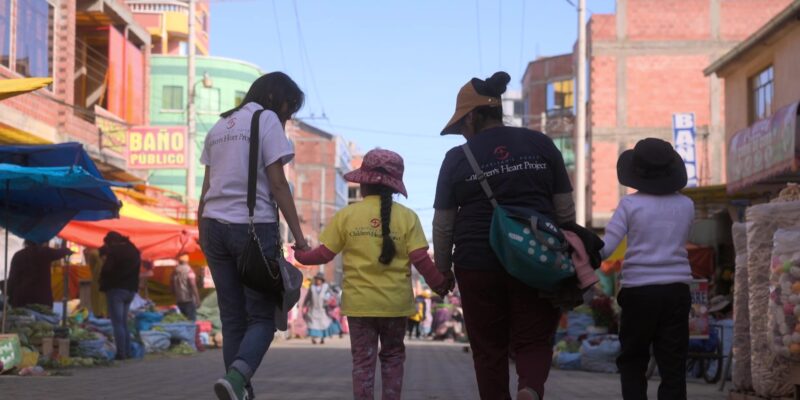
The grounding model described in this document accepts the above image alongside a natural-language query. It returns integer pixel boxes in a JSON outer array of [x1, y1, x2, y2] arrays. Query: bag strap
[[247, 109, 266, 222], [247, 109, 283, 257], [461, 143, 498, 208]]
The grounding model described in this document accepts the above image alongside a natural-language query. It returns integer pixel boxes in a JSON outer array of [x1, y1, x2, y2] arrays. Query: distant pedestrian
[[434, 72, 574, 400], [7, 240, 72, 309], [407, 294, 425, 339], [171, 254, 201, 321], [304, 273, 333, 344], [601, 138, 694, 400], [99, 231, 141, 361], [420, 290, 433, 337], [295, 149, 453, 400], [199, 72, 309, 400]]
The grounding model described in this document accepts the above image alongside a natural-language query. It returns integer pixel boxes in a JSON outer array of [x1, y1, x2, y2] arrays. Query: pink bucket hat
[[344, 149, 407, 197]]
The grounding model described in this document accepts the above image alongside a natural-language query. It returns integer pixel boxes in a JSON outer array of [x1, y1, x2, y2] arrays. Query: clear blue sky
[[210, 0, 616, 236]]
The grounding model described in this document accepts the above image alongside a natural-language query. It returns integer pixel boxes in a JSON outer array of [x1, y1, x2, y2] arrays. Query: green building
[[148, 55, 263, 198]]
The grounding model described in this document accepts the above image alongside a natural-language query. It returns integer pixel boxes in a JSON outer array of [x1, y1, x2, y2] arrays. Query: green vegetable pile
[[162, 313, 189, 323], [69, 327, 97, 341], [30, 322, 55, 339], [27, 304, 56, 316], [169, 342, 195, 355]]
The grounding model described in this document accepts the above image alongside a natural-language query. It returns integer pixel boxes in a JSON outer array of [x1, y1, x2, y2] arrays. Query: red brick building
[[286, 119, 352, 283], [585, 0, 792, 227], [0, 0, 151, 182], [522, 53, 576, 175]]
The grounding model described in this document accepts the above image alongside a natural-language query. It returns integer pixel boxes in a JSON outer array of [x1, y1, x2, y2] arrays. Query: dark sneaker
[[246, 383, 255, 399], [214, 369, 248, 400], [517, 388, 540, 400]]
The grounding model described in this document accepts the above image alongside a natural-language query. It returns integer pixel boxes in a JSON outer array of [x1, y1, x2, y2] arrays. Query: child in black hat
[[601, 138, 695, 400]]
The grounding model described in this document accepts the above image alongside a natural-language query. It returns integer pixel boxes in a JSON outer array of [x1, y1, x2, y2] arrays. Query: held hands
[[292, 239, 311, 252], [431, 270, 456, 297]]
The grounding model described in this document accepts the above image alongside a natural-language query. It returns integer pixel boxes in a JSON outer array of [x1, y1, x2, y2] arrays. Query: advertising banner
[[673, 113, 698, 187], [127, 126, 188, 170], [689, 279, 710, 339], [727, 101, 799, 193]]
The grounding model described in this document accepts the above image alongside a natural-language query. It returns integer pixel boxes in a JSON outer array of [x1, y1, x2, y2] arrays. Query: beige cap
[[441, 81, 502, 135]]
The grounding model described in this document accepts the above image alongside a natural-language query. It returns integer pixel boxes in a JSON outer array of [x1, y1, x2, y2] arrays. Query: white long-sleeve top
[[601, 192, 695, 288]]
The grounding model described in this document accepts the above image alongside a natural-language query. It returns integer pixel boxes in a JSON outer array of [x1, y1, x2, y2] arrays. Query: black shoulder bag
[[236, 109, 285, 303]]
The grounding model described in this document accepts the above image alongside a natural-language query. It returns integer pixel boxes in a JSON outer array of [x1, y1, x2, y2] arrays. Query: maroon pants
[[349, 316, 407, 400], [456, 268, 561, 400]]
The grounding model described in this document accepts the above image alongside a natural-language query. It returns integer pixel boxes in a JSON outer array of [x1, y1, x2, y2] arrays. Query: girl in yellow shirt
[[295, 149, 451, 400]]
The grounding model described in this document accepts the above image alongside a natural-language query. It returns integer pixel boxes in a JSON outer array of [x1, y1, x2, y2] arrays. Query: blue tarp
[[0, 143, 126, 243]]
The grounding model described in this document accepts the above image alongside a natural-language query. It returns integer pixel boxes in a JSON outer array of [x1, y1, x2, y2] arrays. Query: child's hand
[[431, 271, 455, 297]]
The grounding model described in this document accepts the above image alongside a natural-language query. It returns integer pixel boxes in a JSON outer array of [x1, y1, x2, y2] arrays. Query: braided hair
[[378, 185, 396, 265]]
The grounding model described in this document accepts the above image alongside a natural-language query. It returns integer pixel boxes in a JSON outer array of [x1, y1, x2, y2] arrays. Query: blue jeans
[[106, 288, 135, 359], [200, 218, 278, 380]]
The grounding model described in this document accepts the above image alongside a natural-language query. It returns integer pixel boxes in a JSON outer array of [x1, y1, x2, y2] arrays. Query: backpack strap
[[461, 143, 498, 209]]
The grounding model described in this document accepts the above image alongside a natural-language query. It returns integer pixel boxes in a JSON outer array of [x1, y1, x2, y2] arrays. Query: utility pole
[[575, 0, 587, 226], [186, 0, 197, 204]]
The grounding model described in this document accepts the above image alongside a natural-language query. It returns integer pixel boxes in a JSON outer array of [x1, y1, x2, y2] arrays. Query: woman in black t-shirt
[[433, 72, 575, 400]]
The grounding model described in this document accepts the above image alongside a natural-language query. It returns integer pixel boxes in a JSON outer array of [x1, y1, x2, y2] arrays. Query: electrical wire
[[301, 120, 441, 139], [475, 0, 483, 74], [518, 0, 526, 76], [271, 0, 287, 71], [498, 0, 502, 68], [292, 0, 326, 118]]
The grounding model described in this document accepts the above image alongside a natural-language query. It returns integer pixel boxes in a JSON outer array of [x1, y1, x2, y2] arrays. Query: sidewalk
[[0, 337, 729, 399]]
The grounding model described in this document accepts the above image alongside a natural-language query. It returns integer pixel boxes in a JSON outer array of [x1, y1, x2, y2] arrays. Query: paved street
[[0, 337, 729, 399]]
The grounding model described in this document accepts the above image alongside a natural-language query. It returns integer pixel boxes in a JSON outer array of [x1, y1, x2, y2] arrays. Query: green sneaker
[[214, 369, 248, 400]]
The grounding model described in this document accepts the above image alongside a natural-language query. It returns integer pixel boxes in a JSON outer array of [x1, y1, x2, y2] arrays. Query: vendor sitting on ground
[[7, 240, 72, 308]]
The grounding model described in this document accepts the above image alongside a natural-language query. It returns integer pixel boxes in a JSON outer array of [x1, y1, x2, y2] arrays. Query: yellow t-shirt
[[320, 196, 429, 317]]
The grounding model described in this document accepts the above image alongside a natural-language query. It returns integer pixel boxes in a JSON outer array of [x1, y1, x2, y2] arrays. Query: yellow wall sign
[[127, 126, 188, 169]]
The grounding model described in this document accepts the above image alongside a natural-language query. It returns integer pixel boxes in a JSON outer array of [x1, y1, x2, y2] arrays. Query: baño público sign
[[727, 101, 799, 194], [126, 126, 188, 169]]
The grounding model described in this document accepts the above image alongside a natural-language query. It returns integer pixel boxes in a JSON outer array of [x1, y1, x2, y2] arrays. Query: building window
[[750, 66, 773, 122], [546, 79, 574, 115], [198, 87, 220, 112], [552, 136, 575, 170], [234, 90, 246, 107], [162, 85, 184, 111], [513, 100, 524, 117], [0, 0, 10, 68], [15, 0, 54, 78]]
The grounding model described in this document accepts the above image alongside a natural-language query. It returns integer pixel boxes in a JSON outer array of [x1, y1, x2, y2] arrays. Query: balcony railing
[[125, 0, 189, 14]]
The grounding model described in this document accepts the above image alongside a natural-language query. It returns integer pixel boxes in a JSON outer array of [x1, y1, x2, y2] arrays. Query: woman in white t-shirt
[[199, 72, 309, 400]]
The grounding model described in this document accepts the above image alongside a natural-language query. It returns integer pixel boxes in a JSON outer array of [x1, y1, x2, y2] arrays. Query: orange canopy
[[59, 217, 200, 261]]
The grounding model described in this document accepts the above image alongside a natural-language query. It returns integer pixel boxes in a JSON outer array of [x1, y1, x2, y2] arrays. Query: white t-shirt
[[200, 102, 294, 224]]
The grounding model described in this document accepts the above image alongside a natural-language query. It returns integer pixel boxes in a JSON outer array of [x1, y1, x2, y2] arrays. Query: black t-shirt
[[433, 126, 573, 271]]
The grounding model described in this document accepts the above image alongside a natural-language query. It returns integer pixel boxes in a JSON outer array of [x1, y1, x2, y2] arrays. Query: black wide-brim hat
[[617, 138, 688, 195]]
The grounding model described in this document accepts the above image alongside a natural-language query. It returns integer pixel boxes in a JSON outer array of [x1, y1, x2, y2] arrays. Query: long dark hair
[[220, 72, 304, 121], [363, 184, 397, 265], [469, 71, 510, 131]]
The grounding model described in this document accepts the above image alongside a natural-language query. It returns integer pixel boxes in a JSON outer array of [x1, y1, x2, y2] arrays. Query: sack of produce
[[139, 330, 170, 353], [767, 228, 800, 360], [746, 201, 800, 397], [566, 310, 594, 339], [153, 322, 197, 349], [579, 334, 620, 373], [732, 222, 752, 390], [555, 352, 581, 370], [134, 312, 163, 332], [77, 339, 113, 360]]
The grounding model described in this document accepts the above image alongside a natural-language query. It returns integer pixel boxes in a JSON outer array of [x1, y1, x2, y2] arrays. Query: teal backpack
[[462, 143, 575, 290]]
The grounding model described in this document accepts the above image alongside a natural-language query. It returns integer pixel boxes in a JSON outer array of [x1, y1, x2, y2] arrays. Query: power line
[[518, 0, 526, 76], [303, 120, 441, 139], [292, 0, 326, 118], [271, 0, 287, 71], [498, 0, 502, 68], [475, 0, 483, 74]]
